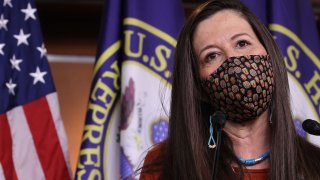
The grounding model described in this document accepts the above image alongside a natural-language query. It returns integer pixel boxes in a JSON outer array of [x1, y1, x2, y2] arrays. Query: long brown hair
[[142, 0, 320, 179]]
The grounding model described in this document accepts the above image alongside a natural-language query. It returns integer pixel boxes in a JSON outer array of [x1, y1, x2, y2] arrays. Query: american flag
[[0, 0, 71, 179]]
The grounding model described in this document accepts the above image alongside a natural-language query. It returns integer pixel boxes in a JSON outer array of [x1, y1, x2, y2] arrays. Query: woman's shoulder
[[146, 143, 165, 161], [139, 142, 166, 180]]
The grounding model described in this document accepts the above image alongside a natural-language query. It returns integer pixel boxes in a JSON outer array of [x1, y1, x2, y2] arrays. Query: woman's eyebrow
[[199, 44, 216, 56], [230, 33, 252, 40]]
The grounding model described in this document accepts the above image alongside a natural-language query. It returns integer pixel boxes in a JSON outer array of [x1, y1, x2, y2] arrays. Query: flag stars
[[0, 15, 8, 30], [21, 3, 37, 21], [6, 79, 16, 95], [0, 44, 5, 55], [3, 0, 13, 8], [37, 43, 47, 58], [10, 55, 23, 71], [13, 29, 30, 46], [29, 67, 47, 85]]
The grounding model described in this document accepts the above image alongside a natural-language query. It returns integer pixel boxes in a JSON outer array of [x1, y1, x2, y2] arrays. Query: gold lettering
[[88, 103, 108, 125], [78, 146, 101, 168], [304, 71, 320, 104], [90, 78, 116, 104], [89, 63, 119, 124], [285, 45, 300, 71], [150, 45, 171, 71], [101, 61, 120, 90], [124, 30, 146, 58], [91, 61, 120, 104], [75, 167, 101, 179], [77, 161, 85, 170], [88, 169, 101, 179], [76, 169, 86, 180], [82, 124, 103, 143]]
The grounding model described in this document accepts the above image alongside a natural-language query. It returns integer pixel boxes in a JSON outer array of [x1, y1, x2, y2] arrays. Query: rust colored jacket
[[140, 145, 268, 180]]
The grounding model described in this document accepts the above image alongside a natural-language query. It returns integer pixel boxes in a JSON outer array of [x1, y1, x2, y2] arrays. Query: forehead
[[193, 10, 256, 43]]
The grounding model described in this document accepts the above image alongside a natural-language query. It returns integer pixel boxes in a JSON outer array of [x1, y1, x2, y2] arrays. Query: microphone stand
[[212, 127, 223, 180], [211, 112, 226, 180]]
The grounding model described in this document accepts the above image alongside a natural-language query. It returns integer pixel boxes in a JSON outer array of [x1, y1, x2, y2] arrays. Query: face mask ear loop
[[269, 99, 274, 125], [208, 115, 217, 149]]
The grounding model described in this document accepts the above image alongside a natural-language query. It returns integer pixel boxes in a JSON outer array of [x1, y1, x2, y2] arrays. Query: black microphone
[[212, 111, 226, 180], [302, 119, 320, 136]]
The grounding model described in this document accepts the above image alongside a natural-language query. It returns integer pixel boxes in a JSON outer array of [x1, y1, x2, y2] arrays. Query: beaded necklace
[[238, 150, 271, 166]]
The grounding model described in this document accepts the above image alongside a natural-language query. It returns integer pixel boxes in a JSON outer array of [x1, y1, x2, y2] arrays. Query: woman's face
[[193, 10, 267, 79]]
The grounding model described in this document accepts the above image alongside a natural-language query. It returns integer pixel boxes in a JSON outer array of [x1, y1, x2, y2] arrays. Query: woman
[[140, 0, 320, 179]]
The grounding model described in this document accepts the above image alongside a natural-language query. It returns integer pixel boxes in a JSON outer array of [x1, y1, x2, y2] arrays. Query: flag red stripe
[[0, 114, 18, 180], [23, 97, 70, 180]]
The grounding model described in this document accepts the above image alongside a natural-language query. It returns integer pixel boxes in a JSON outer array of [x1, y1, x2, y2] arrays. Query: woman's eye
[[237, 40, 250, 48], [206, 53, 217, 62]]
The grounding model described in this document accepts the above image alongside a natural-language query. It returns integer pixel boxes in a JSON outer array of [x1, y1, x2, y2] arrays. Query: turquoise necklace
[[238, 150, 271, 166]]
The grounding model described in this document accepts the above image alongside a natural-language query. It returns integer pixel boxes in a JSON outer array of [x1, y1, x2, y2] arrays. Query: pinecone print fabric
[[201, 55, 274, 123]]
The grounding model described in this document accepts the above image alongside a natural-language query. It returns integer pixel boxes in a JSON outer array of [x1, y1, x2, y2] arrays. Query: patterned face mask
[[201, 55, 274, 123]]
